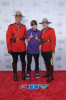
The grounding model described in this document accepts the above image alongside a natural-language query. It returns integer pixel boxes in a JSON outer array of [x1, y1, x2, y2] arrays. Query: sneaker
[[35, 71, 40, 78], [26, 71, 30, 79]]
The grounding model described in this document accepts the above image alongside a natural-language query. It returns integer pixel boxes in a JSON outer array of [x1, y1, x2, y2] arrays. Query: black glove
[[8, 50, 12, 55]]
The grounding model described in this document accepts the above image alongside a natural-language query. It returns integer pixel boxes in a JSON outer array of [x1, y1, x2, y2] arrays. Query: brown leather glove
[[8, 50, 12, 55]]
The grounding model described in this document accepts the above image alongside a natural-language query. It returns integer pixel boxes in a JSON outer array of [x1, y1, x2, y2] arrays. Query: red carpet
[[0, 71, 66, 100]]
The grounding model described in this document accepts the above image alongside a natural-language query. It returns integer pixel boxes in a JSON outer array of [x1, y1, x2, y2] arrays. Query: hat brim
[[12, 15, 25, 17], [39, 22, 52, 24]]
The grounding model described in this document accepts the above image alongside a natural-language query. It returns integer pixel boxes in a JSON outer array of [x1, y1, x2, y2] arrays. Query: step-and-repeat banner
[[0, 0, 66, 71]]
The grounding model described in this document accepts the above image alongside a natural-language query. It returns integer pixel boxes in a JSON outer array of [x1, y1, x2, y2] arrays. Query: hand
[[30, 32, 33, 39], [8, 50, 12, 55], [35, 34, 38, 40]]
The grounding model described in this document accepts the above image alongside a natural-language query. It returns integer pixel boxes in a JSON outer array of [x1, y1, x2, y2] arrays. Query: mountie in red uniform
[[41, 27, 56, 52], [6, 23, 27, 52], [6, 23, 27, 81], [41, 27, 56, 82]]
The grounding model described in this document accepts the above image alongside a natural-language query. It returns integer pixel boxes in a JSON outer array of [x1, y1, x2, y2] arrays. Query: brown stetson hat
[[39, 18, 52, 24], [13, 11, 25, 17]]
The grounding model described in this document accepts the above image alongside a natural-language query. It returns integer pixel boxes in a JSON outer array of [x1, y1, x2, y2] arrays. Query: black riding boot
[[22, 61, 26, 80], [42, 63, 50, 78], [12, 63, 17, 81], [46, 65, 54, 82]]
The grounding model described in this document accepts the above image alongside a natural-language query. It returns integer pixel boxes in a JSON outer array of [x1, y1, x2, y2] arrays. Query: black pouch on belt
[[41, 39, 45, 44], [10, 36, 16, 43], [10, 24, 22, 43]]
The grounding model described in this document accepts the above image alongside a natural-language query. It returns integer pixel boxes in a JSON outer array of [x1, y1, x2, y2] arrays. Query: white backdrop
[[0, 0, 66, 71]]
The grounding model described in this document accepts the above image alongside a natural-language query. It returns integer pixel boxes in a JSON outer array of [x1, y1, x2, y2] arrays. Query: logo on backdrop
[[19, 84, 49, 90]]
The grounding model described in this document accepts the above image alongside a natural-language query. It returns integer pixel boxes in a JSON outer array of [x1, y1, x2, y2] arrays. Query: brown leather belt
[[43, 40, 51, 42], [10, 37, 25, 43], [41, 39, 51, 44], [16, 38, 25, 41]]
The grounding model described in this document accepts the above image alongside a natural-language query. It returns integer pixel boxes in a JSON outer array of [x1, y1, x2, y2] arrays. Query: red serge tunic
[[6, 23, 27, 52], [41, 28, 56, 52]]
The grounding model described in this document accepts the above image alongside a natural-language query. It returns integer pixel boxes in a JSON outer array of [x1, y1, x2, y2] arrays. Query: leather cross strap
[[12, 24, 22, 37], [41, 27, 51, 36], [41, 27, 51, 44], [10, 24, 24, 43]]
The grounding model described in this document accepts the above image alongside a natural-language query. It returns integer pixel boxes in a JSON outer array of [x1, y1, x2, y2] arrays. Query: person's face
[[32, 25, 37, 30], [43, 22, 48, 28], [15, 15, 22, 24]]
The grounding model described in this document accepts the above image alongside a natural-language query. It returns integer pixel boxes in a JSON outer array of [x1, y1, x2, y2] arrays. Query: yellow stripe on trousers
[[50, 52, 54, 65]]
